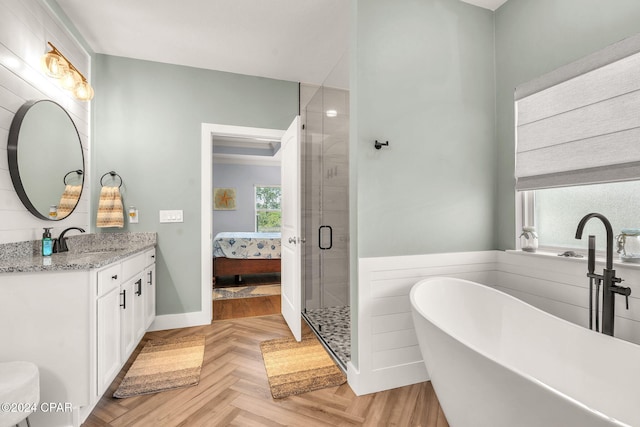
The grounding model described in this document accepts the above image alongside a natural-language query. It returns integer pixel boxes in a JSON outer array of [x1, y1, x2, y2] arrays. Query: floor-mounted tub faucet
[[575, 213, 631, 336]]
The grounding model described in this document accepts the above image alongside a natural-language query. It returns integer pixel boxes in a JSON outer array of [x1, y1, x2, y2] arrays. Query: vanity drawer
[[144, 249, 156, 266], [122, 252, 146, 281], [97, 263, 122, 296]]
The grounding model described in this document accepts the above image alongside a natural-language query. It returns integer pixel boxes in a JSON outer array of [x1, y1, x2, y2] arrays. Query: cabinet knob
[[112, 274, 118, 280]]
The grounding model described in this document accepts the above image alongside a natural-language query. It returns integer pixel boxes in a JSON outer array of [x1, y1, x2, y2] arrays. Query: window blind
[[515, 33, 640, 191]]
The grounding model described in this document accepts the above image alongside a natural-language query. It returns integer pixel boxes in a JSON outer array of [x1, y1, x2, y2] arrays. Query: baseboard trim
[[347, 360, 428, 396], [148, 311, 211, 332]]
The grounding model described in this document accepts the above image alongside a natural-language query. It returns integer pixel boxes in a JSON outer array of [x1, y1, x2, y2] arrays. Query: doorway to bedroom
[[209, 128, 285, 321]]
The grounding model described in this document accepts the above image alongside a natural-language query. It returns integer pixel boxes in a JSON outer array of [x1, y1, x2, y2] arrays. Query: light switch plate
[[159, 210, 183, 223]]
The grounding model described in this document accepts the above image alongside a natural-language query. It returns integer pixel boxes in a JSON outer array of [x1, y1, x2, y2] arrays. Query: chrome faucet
[[575, 213, 631, 336], [53, 227, 86, 253]]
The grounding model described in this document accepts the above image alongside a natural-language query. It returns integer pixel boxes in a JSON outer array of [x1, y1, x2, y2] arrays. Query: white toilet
[[0, 362, 39, 427]]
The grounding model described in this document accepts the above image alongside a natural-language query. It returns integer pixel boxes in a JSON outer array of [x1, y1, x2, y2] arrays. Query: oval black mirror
[[7, 100, 85, 220]]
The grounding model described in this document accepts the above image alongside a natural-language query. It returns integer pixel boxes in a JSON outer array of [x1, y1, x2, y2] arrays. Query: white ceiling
[[460, 0, 509, 11], [55, 0, 509, 90], [55, 0, 350, 87]]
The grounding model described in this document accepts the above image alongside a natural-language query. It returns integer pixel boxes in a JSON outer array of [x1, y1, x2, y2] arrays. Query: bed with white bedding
[[212, 232, 281, 283]]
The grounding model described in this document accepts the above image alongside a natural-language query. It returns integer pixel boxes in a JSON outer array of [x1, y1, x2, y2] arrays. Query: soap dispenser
[[42, 227, 53, 256]]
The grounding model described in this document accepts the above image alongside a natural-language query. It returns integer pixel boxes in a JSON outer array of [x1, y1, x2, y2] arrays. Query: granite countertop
[[0, 232, 157, 274]]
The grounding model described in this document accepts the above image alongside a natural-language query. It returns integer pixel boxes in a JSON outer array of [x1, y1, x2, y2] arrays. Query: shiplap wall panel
[[0, 44, 89, 142], [371, 312, 414, 334], [497, 252, 640, 344], [371, 329, 418, 352], [348, 252, 500, 396], [0, 0, 90, 244], [370, 295, 410, 316], [351, 250, 640, 396]]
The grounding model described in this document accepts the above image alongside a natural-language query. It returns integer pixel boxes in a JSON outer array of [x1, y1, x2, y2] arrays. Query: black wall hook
[[374, 140, 389, 150]]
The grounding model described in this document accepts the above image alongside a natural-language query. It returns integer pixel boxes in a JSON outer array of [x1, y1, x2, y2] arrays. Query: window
[[255, 185, 281, 232], [514, 36, 640, 253], [521, 181, 640, 251]]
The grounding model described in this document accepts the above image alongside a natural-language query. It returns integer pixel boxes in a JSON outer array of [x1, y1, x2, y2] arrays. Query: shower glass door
[[302, 84, 350, 367]]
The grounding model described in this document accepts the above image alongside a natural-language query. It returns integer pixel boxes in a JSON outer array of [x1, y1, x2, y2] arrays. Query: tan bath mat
[[260, 334, 346, 399]]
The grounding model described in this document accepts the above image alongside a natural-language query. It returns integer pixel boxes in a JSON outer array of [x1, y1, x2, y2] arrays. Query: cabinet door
[[120, 278, 135, 362], [97, 287, 121, 396], [144, 263, 156, 329], [133, 275, 145, 342]]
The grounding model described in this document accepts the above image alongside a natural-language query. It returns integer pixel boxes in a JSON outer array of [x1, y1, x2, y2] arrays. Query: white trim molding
[[148, 311, 211, 332], [201, 123, 285, 328]]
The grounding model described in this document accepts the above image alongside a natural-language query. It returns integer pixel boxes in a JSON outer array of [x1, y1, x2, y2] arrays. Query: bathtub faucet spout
[[575, 213, 630, 336]]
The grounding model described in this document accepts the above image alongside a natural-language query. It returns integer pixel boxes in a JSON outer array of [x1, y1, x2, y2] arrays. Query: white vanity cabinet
[[144, 249, 156, 328], [96, 249, 156, 399], [96, 263, 122, 398], [0, 231, 157, 427]]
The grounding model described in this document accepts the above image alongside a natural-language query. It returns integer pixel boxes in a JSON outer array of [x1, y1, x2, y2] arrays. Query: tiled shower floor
[[304, 305, 350, 368]]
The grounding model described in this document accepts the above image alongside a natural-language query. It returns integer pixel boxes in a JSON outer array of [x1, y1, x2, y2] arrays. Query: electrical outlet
[[129, 208, 139, 224]]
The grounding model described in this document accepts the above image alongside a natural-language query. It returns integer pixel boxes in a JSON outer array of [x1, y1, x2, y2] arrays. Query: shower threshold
[[303, 306, 350, 370]]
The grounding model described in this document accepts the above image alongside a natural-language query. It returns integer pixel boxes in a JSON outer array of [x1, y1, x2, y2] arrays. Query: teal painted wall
[[495, 0, 640, 249], [93, 54, 298, 315], [353, 0, 496, 258]]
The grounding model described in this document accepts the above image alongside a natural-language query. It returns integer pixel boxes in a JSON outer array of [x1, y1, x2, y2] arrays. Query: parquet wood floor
[[213, 295, 281, 321], [83, 313, 448, 427]]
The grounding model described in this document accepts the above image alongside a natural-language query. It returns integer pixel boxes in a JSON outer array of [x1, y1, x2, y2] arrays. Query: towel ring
[[100, 171, 123, 188], [63, 169, 83, 185]]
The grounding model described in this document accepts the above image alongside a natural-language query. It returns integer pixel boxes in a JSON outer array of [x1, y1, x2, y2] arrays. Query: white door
[[281, 116, 302, 341]]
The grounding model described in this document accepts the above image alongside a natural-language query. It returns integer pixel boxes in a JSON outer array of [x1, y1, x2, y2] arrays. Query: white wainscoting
[[497, 251, 640, 346], [348, 251, 501, 396], [349, 250, 640, 395], [0, 0, 90, 244]]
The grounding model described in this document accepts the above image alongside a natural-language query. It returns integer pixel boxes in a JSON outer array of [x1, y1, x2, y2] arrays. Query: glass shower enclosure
[[301, 83, 350, 368]]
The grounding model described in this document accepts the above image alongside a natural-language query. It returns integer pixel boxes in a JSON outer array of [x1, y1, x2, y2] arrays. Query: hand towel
[[97, 186, 124, 228], [57, 184, 82, 219]]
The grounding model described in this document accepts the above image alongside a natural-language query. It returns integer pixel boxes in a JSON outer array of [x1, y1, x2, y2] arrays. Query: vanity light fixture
[[41, 42, 94, 101]]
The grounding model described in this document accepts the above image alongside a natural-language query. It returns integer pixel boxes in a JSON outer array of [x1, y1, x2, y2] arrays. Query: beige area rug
[[260, 334, 346, 399], [113, 335, 206, 399], [213, 284, 281, 300]]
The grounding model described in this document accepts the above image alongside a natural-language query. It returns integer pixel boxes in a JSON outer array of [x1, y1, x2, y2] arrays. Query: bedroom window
[[255, 185, 281, 232]]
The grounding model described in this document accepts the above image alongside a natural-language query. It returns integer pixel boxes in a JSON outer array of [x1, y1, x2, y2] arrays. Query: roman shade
[[515, 33, 640, 191]]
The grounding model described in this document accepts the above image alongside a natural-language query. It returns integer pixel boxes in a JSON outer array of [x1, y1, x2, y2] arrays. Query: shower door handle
[[319, 225, 333, 250]]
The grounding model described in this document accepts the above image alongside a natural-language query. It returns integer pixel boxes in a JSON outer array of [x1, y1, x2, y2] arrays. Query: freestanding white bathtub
[[410, 277, 640, 427]]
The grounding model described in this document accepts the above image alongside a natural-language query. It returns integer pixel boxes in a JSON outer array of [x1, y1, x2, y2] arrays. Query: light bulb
[[73, 81, 94, 101], [41, 52, 68, 79], [60, 68, 81, 90]]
